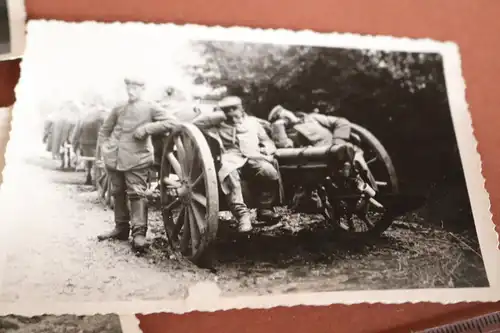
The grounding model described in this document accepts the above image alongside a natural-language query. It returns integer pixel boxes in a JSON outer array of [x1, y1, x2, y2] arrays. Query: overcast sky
[[8, 21, 214, 152], [17, 21, 207, 110]]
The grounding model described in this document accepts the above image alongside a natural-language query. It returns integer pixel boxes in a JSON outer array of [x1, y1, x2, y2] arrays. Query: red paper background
[[1, 1, 499, 332]]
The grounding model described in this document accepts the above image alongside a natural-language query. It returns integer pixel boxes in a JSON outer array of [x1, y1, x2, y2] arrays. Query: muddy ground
[[0, 151, 489, 303]]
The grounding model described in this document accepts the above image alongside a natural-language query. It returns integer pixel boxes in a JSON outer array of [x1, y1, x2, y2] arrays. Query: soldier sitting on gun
[[210, 96, 281, 233], [266, 104, 373, 169], [268, 105, 352, 148], [267, 105, 373, 212]]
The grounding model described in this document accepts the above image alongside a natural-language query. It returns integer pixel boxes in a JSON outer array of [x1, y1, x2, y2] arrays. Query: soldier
[[155, 86, 175, 108], [214, 96, 280, 233], [267, 104, 352, 149], [266, 104, 373, 174], [71, 98, 110, 184], [96, 76, 181, 251], [267, 105, 375, 212], [50, 101, 80, 169], [43, 112, 55, 149]]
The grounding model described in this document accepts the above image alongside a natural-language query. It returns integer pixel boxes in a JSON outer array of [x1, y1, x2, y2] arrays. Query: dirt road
[[0, 151, 489, 303], [0, 153, 210, 303]]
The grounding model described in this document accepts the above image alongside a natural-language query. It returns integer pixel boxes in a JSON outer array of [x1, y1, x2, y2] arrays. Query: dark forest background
[[186, 41, 477, 235]]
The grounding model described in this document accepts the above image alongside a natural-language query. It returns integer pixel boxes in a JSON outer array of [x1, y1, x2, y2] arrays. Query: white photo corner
[[0, 19, 498, 316], [0, 0, 26, 61]]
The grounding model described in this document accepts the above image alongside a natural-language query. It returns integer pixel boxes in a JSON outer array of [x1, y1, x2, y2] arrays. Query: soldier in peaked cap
[[267, 104, 352, 149], [267, 104, 362, 178], [267, 105, 379, 213], [210, 95, 280, 233], [97, 76, 182, 251]]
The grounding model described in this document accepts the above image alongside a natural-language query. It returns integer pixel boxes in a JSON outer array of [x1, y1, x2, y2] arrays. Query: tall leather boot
[[97, 193, 130, 241], [227, 194, 252, 232], [223, 174, 252, 232], [85, 161, 93, 185], [130, 198, 149, 251], [256, 182, 280, 225], [231, 202, 252, 233]]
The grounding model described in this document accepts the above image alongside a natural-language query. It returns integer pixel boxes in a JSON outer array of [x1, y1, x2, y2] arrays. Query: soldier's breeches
[[108, 167, 150, 199], [222, 159, 279, 219], [244, 159, 279, 181], [243, 159, 279, 208], [107, 167, 150, 233]]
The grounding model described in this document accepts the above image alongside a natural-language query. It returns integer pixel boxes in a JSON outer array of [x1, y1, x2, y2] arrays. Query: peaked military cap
[[124, 76, 145, 86], [218, 96, 243, 109], [268, 105, 285, 122]]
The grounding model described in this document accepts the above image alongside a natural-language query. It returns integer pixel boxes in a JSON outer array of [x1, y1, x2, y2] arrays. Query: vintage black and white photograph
[[0, 20, 497, 314], [0, 0, 25, 61], [0, 314, 138, 333]]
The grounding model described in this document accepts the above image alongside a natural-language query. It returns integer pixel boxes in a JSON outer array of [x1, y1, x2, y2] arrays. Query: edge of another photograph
[[0, 0, 26, 61]]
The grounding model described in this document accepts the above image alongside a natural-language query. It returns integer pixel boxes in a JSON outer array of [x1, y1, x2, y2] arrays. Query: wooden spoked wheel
[[160, 123, 219, 266], [326, 123, 399, 239], [94, 140, 114, 209]]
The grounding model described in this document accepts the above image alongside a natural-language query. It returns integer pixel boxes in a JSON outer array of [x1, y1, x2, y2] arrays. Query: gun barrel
[[275, 146, 335, 162]]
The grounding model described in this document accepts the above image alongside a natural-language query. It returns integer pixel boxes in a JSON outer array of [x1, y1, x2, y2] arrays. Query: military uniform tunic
[[72, 107, 109, 158], [215, 115, 277, 194], [99, 100, 179, 172], [271, 112, 351, 148]]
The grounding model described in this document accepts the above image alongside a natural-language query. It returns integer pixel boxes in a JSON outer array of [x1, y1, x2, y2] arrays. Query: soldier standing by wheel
[[96, 76, 181, 251]]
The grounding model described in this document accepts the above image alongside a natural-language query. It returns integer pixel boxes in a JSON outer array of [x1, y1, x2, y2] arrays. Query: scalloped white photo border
[[119, 314, 142, 333], [0, 19, 498, 315], [0, 0, 26, 61]]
